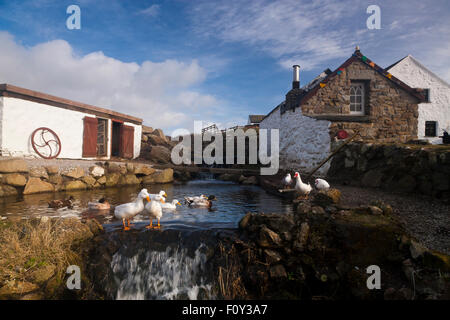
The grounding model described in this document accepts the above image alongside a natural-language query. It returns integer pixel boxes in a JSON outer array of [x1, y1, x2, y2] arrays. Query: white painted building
[[0, 84, 142, 159], [387, 55, 450, 144]]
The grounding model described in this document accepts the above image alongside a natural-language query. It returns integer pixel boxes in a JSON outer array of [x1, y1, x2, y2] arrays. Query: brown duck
[[48, 196, 75, 209]]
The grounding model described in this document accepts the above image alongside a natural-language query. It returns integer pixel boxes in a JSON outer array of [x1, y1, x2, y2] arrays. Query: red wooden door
[[120, 125, 134, 159], [82, 117, 98, 157]]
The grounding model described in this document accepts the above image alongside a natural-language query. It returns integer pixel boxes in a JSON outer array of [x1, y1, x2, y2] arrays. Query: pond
[[0, 179, 294, 231]]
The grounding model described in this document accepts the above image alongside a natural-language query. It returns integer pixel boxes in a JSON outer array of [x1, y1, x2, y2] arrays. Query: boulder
[[293, 222, 310, 252], [0, 185, 19, 197], [0, 281, 39, 299], [29, 167, 49, 180], [81, 175, 97, 188], [29, 265, 56, 285], [126, 163, 135, 173], [118, 174, 140, 185], [147, 134, 168, 146], [4, 173, 27, 187], [141, 169, 174, 184], [105, 173, 120, 187], [313, 188, 341, 207], [258, 225, 282, 248], [151, 128, 168, 142], [432, 172, 449, 191], [368, 206, 383, 215], [65, 180, 87, 191], [242, 176, 258, 185], [105, 163, 127, 174], [134, 165, 156, 176], [45, 165, 59, 175], [89, 166, 105, 177], [148, 146, 171, 164], [48, 174, 63, 185], [410, 239, 427, 259], [62, 167, 85, 179], [361, 169, 384, 188], [239, 212, 253, 230], [264, 249, 282, 264], [0, 159, 29, 173], [23, 178, 54, 194], [141, 134, 148, 142], [97, 176, 107, 185]]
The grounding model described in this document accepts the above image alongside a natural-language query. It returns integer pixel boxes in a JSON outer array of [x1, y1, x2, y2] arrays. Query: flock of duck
[[48, 190, 217, 231], [282, 171, 330, 199]]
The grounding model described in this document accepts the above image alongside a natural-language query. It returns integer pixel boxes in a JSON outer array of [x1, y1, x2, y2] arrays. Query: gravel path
[[335, 184, 450, 255]]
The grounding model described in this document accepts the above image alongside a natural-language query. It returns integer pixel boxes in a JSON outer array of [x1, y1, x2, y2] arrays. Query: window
[[425, 121, 437, 137], [423, 89, 430, 102], [97, 118, 108, 156], [350, 83, 365, 115]]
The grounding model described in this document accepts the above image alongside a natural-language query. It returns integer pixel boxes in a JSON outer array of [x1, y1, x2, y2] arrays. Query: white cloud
[[138, 4, 160, 17], [0, 31, 222, 132]]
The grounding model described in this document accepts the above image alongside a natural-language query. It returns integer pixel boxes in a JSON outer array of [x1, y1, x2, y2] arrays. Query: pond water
[[0, 179, 294, 231]]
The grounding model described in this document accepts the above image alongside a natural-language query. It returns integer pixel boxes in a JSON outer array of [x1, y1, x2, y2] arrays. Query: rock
[[105, 173, 120, 187], [239, 212, 252, 230], [296, 202, 312, 214], [313, 188, 341, 206], [264, 249, 282, 264], [118, 174, 140, 185], [218, 173, 239, 182], [392, 174, 416, 193], [20, 293, 44, 300], [151, 128, 168, 142], [0, 159, 29, 173], [242, 176, 258, 185], [48, 174, 63, 185], [142, 169, 174, 184], [86, 219, 104, 235], [126, 163, 135, 173], [432, 172, 449, 191], [23, 178, 54, 194], [293, 222, 310, 252], [269, 265, 287, 279], [65, 180, 87, 191], [141, 134, 148, 142], [97, 176, 107, 185], [81, 175, 97, 188], [106, 163, 127, 175], [368, 206, 383, 215], [344, 158, 355, 168], [311, 206, 326, 215], [89, 166, 105, 177], [410, 240, 427, 259], [238, 175, 246, 183], [45, 165, 59, 175], [0, 185, 19, 197], [147, 134, 168, 146], [4, 173, 27, 186], [134, 165, 156, 176], [29, 167, 49, 179], [62, 167, 85, 179], [258, 225, 282, 248], [361, 169, 384, 188], [148, 146, 171, 164], [0, 280, 39, 299]]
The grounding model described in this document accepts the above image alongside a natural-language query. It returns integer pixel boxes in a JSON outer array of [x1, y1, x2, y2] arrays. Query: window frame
[[350, 82, 366, 115]]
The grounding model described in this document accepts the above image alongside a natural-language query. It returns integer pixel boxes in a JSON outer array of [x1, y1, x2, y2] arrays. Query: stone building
[[260, 47, 427, 174]]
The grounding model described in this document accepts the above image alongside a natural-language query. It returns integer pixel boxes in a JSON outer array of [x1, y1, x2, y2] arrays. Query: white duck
[[144, 195, 165, 229], [150, 190, 167, 200], [161, 199, 181, 210], [282, 173, 293, 188], [315, 178, 330, 190], [294, 172, 313, 199], [114, 188, 150, 230]]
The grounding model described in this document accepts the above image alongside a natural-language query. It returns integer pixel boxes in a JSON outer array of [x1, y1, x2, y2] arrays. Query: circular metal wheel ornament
[[31, 127, 61, 159], [337, 130, 349, 140]]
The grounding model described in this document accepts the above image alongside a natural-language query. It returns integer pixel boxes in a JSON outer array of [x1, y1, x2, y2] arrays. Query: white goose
[[294, 172, 312, 199], [161, 199, 181, 210], [315, 178, 330, 190], [150, 190, 167, 200], [145, 195, 165, 229], [114, 188, 150, 230]]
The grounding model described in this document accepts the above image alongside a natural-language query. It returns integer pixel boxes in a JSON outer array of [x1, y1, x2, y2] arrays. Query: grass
[[0, 218, 94, 296], [217, 242, 247, 300]]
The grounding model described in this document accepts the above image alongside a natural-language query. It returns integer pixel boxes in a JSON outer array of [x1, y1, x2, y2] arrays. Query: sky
[[0, 0, 449, 134]]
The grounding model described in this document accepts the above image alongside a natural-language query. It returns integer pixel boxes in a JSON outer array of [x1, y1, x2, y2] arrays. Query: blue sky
[[0, 0, 449, 133]]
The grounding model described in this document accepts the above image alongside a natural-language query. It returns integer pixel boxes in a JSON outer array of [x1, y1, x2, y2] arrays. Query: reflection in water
[[0, 180, 293, 230]]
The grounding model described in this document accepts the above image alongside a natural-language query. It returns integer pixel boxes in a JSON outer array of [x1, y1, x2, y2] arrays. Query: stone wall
[[0, 159, 174, 197], [328, 142, 450, 199], [301, 60, 420, 143]]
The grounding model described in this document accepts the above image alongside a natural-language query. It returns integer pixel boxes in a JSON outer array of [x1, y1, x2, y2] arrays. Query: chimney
[[292, 65, 300, 89]]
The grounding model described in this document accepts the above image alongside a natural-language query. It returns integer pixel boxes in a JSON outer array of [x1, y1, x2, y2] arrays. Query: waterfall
[[110, 244, 215, 300]]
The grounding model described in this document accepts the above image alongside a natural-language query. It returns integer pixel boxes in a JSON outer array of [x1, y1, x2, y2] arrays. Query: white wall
[[388, 56, 450, 143], [124, 121, 142, 159], [1, 97, 141, 159], [260, 103, 331, 175]]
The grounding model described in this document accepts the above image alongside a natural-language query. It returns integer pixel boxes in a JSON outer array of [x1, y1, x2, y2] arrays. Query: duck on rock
[[294, 172, 312, 200]]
